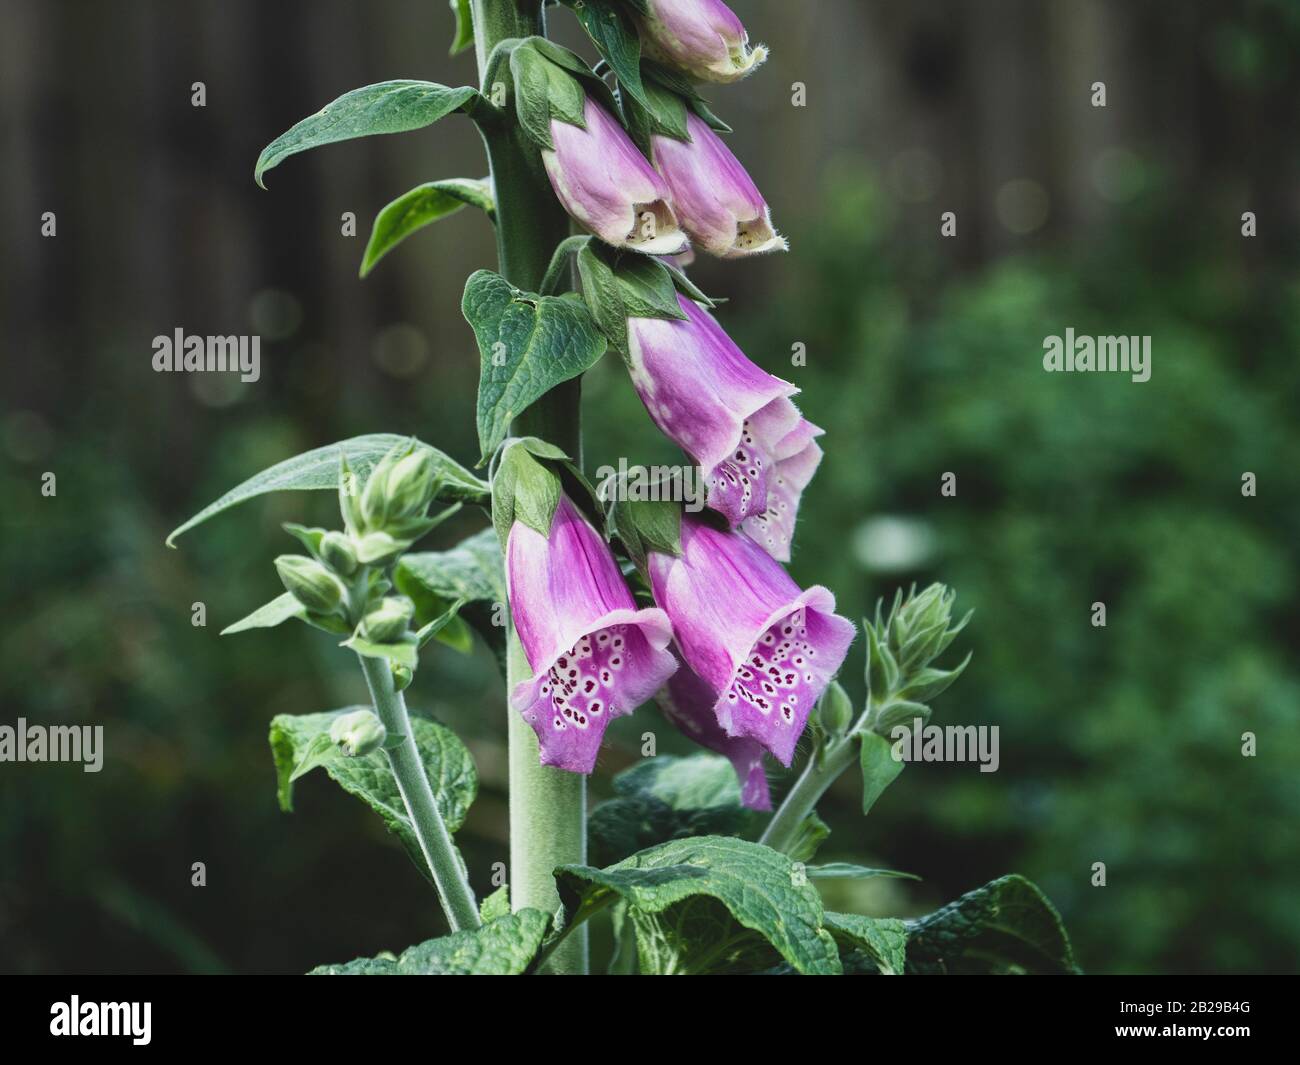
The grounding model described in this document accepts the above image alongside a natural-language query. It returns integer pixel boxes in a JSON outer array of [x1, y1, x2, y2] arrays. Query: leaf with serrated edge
[[310, 909, 550, 975], [557, 835, 840, 975], [361, 178, 494, 277], [167, 434, 487, 546], [269, 708, 477, 884], [825, 913, 909, 975], [255, 81, 477, 187], [462, 270, 606, 462], [905, 874, 1080, 974]]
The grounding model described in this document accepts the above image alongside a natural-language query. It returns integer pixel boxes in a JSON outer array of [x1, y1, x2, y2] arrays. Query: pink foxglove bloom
[[649, 517, 854, 766], [652, 113, 786, 258], [627, 295, 823, 561], [657, 653, 771, 810], [543, 96, 688, 256], [636, 0, 768, 84], [508, 496, 677, 773]]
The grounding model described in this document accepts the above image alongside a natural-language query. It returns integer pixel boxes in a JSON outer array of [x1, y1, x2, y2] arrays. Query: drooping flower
[[656, 652, 771, 810], [651, 112, 786, 258], [635, 0, 768, 83], [649, 517, 855, 766], [627, 294, 823, 560], [508, 495, 677, 773], [543, 96, 688, 256]]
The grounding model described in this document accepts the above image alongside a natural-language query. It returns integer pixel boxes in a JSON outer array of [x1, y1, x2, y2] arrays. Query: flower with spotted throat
[[507, 495, 677, 774], [627, 294, 822, 561], [648, 516, 854, 766]]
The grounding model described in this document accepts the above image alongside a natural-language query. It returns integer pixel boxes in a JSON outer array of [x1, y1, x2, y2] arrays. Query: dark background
[[2, 0, 1298, 974]]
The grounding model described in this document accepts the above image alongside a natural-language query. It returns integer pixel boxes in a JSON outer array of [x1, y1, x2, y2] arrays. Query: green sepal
[[576, 241, 687, 357], [490, 440, 564, 545], [606, 494, 683, 572], [449, 0, 474, 56]]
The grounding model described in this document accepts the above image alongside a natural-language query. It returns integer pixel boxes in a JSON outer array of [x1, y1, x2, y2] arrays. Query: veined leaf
[[566, 0, 646, 110], [310, 909, 550, 975], [557, 835, 841, 975], [255, 81, 478, 188], [824, 913, 909, 975], [166, 434, 488, 546], [269, 708, 477, 884], [905, 874, 1080, 974], [462, 270, 606, 462], [588, 754, 762, 866], [396, 528, 505, 661], [859, 729, 905, 815], [360, 178, 494, 278]]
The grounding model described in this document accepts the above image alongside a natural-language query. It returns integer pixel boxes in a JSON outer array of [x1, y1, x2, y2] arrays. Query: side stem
[[358, 653, 481, 931], [758, 735, 859, 854], [472, 0, 589, 974]]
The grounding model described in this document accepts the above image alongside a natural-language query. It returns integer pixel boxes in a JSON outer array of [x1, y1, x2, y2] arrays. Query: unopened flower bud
[[385, 449, 437, 519], [360, 596, 415, 643], [635, 0, 767, 84], [817, 680, 854, 737], [329, 709, 387, 757], [391, 662, 413, 692], [319, 531, 358, 577], [274, 554, 345, 614]]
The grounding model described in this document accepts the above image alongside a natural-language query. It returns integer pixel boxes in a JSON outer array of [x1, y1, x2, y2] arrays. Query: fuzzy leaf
[[269, 708, 477, 883], [449, 0, 474, 55], [557, 836, 841, 975], [310, 909, 550, 975], [806, 863, 920, 882], [859, 729, 905, 816], [220, 592, 305, 635], [360, 178, 494, 277], [167, 434, 487, 546], [462, 270, 606, 462], [905, 874, 1080, 974], [255, 81, 478, 187]]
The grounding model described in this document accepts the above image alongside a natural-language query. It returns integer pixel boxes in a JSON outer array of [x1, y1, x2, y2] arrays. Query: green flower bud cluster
[[329, 708, 387, 757], [863, 583, 971, 736], [339, 441, 450, 566]]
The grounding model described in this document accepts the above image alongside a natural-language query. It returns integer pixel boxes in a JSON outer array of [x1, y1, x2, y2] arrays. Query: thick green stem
[[759, 736, 859, 855], [473, 0, 589, 974], [358, 653, 481, 932]]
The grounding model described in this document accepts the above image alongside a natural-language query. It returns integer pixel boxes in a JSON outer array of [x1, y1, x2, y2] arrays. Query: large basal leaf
[[167, 434, 488, 546], [588, 753, 763, 866], [557, 835, 841, 975], [462, 270, 606, 462], [824, 912, 909, 975], [255, 81, 478, 187], [269, 708, 477, 883], [360, 178, 494, 277], [905, 874, 1080, 974], [395, 527, 505, 662], [309, 909, 550, 975]]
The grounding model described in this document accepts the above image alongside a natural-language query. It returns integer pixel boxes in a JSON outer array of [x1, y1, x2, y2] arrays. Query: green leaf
[[858, 729, 904, 816], [415, 598, 467, 649], [567, 0, 646, 111], [449, 0, 474, 55], [806, 863, 920, 882], [310, 909, 550, 975], [342, 633, 420, 670], [462, 270, 606, 462], [254, 81, 478, 188], [786, 811, 831, 864], [167, 434, 488, 546], [478, 884, 511, 923], [588, 754, 763, 866], [905, 874, 1081, 974], [576, 242, 686, 357], [557, 836, 841, 975], [360, 178, 494, 277], [396, 528, 505, 662], [220, 592, 305, 635], [269, 708, 477, 883], [824, 913, 909, 975]]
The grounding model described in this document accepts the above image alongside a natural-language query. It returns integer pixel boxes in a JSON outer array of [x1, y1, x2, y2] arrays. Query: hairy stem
[[473, 0, 589, 974], [758, 735, 859, 854], [358, 653, 481, 931]]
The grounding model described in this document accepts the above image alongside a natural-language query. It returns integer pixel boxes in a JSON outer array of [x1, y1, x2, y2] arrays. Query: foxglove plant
[[169, 0, 1078, 977]]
